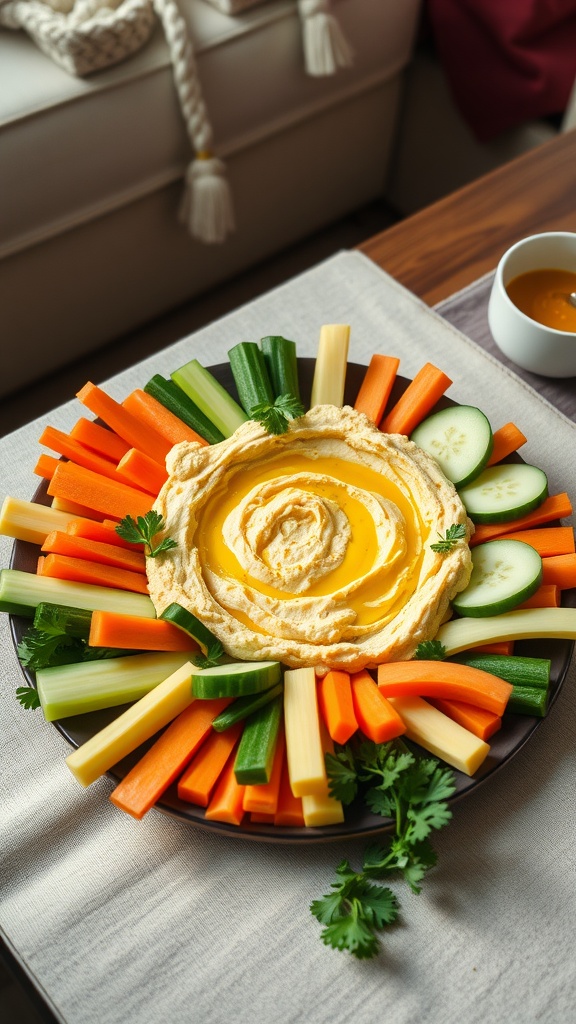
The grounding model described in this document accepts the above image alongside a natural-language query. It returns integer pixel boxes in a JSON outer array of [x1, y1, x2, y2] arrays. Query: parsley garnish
[[413, 639, 446, 661], [192, 638, 225, 670], [115, 511, 177, 557], [250, 394, 305, 435], [311, 740, 456, 958], [430, 523, 466, 553], [16, 686, 41, 710]]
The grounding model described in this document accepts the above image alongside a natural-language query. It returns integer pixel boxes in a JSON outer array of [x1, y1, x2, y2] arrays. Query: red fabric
[[426, 0, 576, 141]]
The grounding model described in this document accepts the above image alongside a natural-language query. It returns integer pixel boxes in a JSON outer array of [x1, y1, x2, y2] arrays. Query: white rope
[[298, 0, 353, 76]]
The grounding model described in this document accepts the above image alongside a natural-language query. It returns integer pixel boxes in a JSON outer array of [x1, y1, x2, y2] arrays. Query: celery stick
[[310, 324, 350, 407], [0, 496, 76, 546], [65, 661, 196, 785], [260, 336, 300, 401], [171, 359, 248, 438], [436, 607, 576, 655], [37, 651, 192, 721], [0, 569, 156, 619]]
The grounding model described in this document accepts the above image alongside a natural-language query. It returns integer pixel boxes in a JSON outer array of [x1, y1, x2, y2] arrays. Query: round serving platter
[[9, 359, 575, 843]]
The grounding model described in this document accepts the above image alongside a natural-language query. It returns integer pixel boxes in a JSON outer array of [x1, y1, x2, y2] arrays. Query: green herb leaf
[[16, 686, 41, 710], [192, 639, 225, 670], [413, 639, 446, 661], [324, 747, 359, 804], [430, 523, 467, 553], [115, 511, 177, 557], [17, 628, 82, 670], [250, 394, 305, 436], [310, 860, 399, 960]]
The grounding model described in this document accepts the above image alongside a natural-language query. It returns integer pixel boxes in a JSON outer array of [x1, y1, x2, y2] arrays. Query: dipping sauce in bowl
[[506, 269, 576, 332]]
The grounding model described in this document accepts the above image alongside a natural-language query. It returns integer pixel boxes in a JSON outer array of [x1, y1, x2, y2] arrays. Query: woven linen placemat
[[1, 251, 575, 1024]]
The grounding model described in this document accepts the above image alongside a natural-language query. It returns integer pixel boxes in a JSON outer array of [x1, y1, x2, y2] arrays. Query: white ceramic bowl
[[488, 231, 576, 377]]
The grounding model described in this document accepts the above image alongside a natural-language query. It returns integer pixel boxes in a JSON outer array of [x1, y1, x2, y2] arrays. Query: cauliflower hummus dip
[[146, 405, 473, 672]]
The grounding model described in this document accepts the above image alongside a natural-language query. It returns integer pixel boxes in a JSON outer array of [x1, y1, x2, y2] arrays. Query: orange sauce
[[506, 268, 576, 333]]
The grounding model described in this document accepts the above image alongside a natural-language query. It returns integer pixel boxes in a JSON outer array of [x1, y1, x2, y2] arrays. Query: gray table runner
[[1, 252, 575, 1024]]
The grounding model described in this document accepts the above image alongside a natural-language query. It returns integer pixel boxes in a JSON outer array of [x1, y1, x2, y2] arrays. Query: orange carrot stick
[[497, 526, 575, 557], [70, 417, 131, 462], [42, 531, 146, 574], [122, 389, 208, 448], [115, 448, 168, 497], [76, 382, 171, 467], [34, 453, 60, 481], [242, 723, 286, 815], [204, 747, 246, 826], [353, 354, 400, 425], [39, 425, 130, 485], [487, 422, 527, 465], [65, 517, 138, 551], [469, 493, 573, 546], [177, 722, 243, 806], [250, 813, 275, 823], [427, 697, 502, 741], [541, 553, 576, 590], [38, 553, 150, 594], [274, 756, 305, 827], [377, 661, 513, 716], [350, 669, 406, 743], [89, 611, 199, 652], [47, 461, 153, 521], [317, 670, 358, 745], [518, 583, 560, 609], [110, 698, 230, 819], [380, 362, 452, 436], [472, 641, 515, 656]]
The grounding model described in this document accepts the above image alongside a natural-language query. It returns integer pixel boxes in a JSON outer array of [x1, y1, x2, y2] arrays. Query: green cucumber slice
[[212, 681, 284, 732], [160, 602, 220, 654], [144, 374, 225, 445], [451, 652, 551, 690], [260, 336, 300, 401], [411, 405, 493, 487], [452, 539, 543, 617], [458, 463, 548, 523], [191, 660, 281, 699], [228, 341, 274, 414], [233, 694, 283, 784]]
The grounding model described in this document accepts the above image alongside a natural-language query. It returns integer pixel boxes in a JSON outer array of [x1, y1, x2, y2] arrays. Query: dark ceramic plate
[[10, 360, 575, 843]]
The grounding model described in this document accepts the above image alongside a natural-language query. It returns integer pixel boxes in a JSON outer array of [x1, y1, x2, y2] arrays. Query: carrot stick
[[177, 722, 243, 806], [427, 698, 502, 741], [42, 531, 146, 574], [542, 553, 576, 590], [38, 553, 150, 594], [353, 354, 400, 424], [350, 669, 406, 743], [65, 517, 138, 551], [469, 493, 573, 546], [47, 461, 153, 521], [380, 362, 452, 436], [317, 670, 358, 744], [76, 382, 171, 466], [39, 425, 131, 485], [472, 641, 515, 656], [518, 584, 560, 609], [250, 813, 275, 823], [487, 422, 527, 465], [89, 611, 199, 652], [34, 453, 60, 481], [122, 389, 208, 447], [377, 660, 513, 716], [242, 723, 286, 815], [70, 418, 131, 462], [274, 756, 305, 827], [115, 448, 168, 497], [496, 526, 575, 558], [109, 697, 230, 819], [204, 747, 246, 826]]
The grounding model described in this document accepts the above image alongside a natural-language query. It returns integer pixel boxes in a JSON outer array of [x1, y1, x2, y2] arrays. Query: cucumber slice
[[160, 602, 221, 654], [191, 660, 282, 699], [144, 374, 225, 445], [233, 694, 283, 784], [411, 405, 493, 487], [228, 341, 274, 414], [260, 336, 300, 401], [458, 463, 548, 523], [212, 681, 284, 732], [452, 539, 543, 617]]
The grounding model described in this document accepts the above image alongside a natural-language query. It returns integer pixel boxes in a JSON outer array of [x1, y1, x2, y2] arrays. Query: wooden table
[[359, 129, 576, 306]]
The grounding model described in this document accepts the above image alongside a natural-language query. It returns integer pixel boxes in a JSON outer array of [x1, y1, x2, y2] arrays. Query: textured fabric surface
[[1, 251, 575, 1024]]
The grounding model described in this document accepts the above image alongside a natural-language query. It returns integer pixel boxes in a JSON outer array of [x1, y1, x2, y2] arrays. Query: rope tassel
[[298, 0, 353, 77], [180, 153, 235, 244]]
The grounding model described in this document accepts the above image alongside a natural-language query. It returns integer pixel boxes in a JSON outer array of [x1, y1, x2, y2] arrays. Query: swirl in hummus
[[146, 405, 473, 672]]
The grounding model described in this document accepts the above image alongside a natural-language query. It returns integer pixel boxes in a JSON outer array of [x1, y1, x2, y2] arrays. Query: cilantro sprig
[[413, 639, 446, 661], [115, 510, 177, 558], [192, 638, 225, 670], [311, 740, 456, 958], [250, 394, 305, 435], [430, 523, 466, 553]]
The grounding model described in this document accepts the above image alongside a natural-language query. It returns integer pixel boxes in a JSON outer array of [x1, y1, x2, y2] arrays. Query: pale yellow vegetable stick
[[284, 667, 327, 797], [387, 696, 490, 776], [65, 662, 196, 787], [302, 718, 344, 827], [0, 496, 76, 546], [437, 606, 576, 656], [310, 324, 350, 407]]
